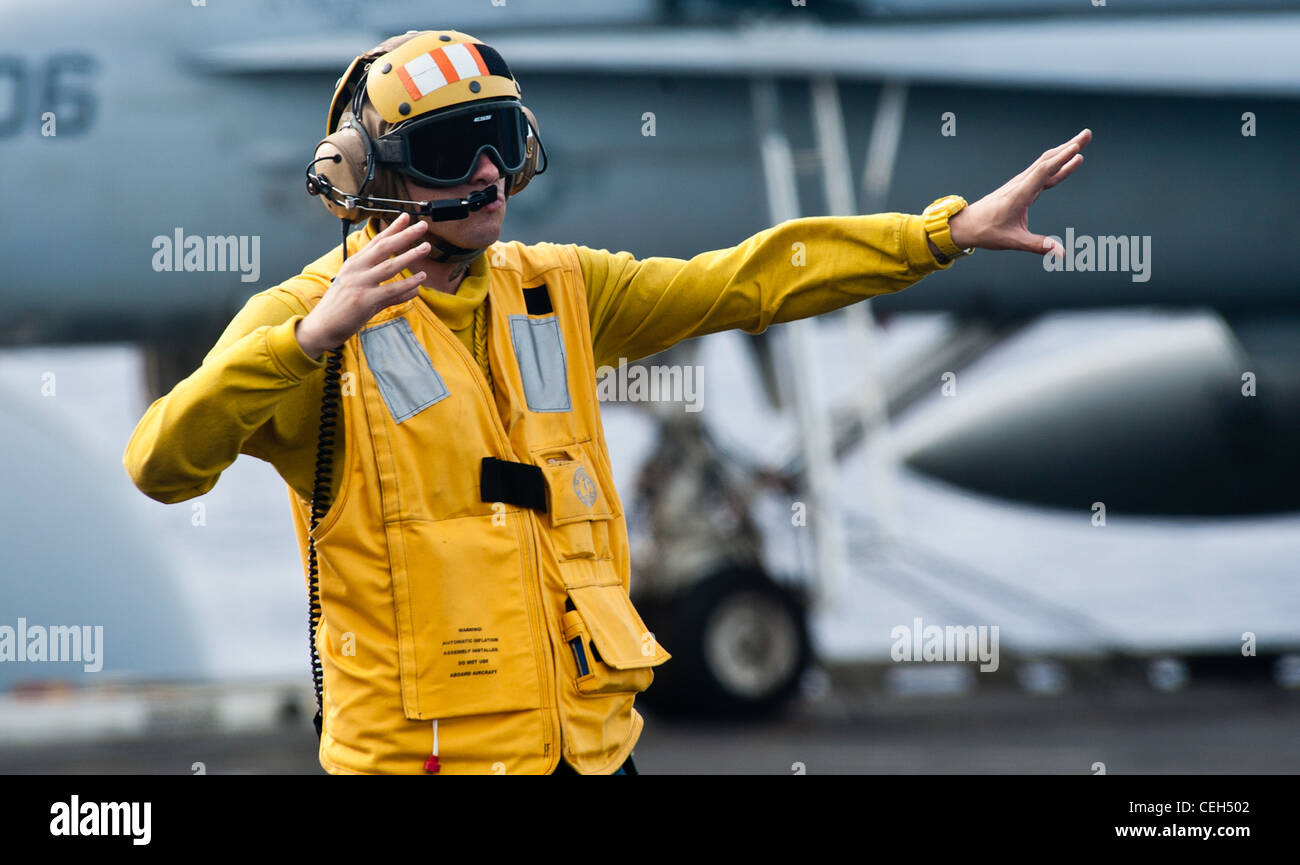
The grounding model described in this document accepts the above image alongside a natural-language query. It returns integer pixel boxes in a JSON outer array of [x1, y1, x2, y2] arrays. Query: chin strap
[[429, 235, 487, 264]]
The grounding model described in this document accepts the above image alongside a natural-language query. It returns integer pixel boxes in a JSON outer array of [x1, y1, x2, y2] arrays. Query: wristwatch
[[922, 195, 975, 262]]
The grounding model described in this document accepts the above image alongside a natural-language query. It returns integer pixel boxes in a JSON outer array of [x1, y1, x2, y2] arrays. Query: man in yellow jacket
[[123, 29, 1090, 775]]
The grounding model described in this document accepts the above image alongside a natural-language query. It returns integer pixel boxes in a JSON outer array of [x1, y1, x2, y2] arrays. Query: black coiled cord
[[306, 348, 341, 740], [306, 218, 351, 740]]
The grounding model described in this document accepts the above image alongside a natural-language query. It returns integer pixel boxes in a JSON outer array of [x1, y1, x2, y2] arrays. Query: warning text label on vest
[[443, 628, 502, 678]]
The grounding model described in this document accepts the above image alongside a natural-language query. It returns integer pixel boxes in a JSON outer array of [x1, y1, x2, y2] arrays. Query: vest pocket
[[554, 583, 668, 770], [533, 443, 614, 561], [562, 585, 670, 696], [389, 511, 546, 721], [508, 314, 572, 412]]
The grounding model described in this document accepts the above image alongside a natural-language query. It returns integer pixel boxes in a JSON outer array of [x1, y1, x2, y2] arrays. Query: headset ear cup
[[509, 105, 544, 197], [311, 123, 370, 222]]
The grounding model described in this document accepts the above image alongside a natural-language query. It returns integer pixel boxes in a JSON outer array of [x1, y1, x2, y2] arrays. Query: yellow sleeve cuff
[[267, 316, 325, 380], [902, 213, 956, 273]]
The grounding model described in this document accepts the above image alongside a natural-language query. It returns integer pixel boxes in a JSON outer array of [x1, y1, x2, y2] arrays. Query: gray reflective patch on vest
[[508, 314, 571, 412], [359, 318, 450, 424]]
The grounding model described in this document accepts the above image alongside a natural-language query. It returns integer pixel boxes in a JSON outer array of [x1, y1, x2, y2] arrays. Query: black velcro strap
[[523, 284, 553, 316], [481, 457, 548, 512]]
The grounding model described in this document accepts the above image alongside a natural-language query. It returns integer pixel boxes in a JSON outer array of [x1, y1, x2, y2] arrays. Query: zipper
[[518, 508, 559, 771]]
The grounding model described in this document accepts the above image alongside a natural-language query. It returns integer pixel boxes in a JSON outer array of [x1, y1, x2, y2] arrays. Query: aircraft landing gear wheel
[[639, 566, 811, 717]]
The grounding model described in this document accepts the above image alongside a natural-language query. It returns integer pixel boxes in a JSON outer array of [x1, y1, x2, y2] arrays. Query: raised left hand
[[949, 128, 1092, 257]]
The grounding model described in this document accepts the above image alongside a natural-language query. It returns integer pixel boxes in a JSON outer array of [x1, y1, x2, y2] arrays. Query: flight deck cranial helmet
[[306, 30, 547, 261]]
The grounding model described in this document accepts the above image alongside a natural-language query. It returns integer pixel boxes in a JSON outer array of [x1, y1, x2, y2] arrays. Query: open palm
[[950, 128, 1093, 257]]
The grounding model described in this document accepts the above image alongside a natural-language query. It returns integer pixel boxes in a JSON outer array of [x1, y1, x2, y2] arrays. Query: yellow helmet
[[307, 30, 546, 225], [356, 30, 521, 126]]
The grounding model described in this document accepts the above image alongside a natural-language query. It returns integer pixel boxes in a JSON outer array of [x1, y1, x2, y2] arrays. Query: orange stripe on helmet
[[431, 49, 459, 85], [465, 43, 490, 78], [395, 66, 422, 102]]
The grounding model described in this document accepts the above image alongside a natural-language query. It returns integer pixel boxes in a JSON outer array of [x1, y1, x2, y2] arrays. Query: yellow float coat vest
[[280, 239, 670, 775]]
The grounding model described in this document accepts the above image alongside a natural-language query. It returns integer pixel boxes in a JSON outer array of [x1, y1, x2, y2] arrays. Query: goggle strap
[[374, 138, 404, 165]]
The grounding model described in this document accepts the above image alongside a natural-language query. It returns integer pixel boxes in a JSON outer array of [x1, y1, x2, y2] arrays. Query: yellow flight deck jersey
[[124, 212, 953, 774]]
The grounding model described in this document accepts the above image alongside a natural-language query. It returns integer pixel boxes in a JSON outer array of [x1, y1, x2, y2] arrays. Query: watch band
[[923, 195, 974, 260]]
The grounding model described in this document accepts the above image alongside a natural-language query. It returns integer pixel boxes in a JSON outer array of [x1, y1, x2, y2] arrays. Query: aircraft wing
[[195, 14, 1300, 97]]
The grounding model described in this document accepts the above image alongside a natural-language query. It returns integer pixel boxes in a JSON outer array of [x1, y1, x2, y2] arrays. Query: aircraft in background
[[3, 0, 1298, 713]]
